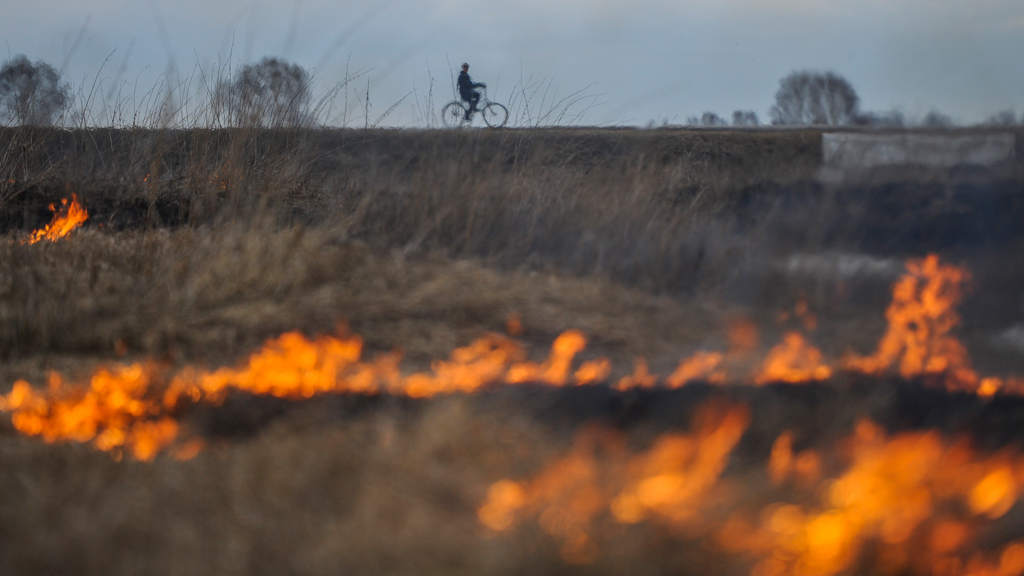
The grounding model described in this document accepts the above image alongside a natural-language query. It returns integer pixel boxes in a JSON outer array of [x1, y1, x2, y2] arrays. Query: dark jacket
[[458, 71, 483, 98]]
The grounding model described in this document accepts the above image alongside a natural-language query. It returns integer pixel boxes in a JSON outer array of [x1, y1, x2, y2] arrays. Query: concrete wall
[[822, 132, 1017, 170]]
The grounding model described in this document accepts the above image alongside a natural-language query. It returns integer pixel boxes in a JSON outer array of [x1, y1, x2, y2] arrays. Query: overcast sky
[[1, 0, 1022, 126]]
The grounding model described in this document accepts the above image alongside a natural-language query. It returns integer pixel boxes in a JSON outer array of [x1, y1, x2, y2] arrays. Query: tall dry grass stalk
[[0, 127, 823, 288], [0, 221, 727, 382]]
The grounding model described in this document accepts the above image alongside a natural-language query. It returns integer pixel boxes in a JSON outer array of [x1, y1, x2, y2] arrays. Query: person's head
[[461, 63, 469, 72]]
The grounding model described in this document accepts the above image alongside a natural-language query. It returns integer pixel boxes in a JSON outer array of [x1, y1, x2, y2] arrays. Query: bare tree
[[770, 71, 859, 126], [921, 110, 953, 128], [700, 112, 728, 126], [0, 55, 70, 126], [856, 109, 904, 127], [215, 57, 313, 127], [732, 110, 759, 127], [984, 110, 1018, 126]]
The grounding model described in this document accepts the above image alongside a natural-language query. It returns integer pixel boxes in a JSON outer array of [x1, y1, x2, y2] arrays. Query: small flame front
[[22, 194, 89, 244], [842, 254, 991, 392]]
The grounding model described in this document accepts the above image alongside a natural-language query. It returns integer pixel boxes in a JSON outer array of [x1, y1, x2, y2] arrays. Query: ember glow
[[22, 194, 88, 244]]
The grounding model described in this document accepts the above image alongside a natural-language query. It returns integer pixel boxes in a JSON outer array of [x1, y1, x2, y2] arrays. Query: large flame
[[0, 366, 178, 461], [22, 194, 88, 244], [842, 254, 1002, 394], [718, 422, 1024, 576], [477, 403, 750, 563], [479, 413, 1024, 575]]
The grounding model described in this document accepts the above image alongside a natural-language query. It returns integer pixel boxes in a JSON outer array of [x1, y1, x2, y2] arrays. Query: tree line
[[0, 55, 316, 128], [1, 54, 1020, 128], [689, 70, 1021, 128]]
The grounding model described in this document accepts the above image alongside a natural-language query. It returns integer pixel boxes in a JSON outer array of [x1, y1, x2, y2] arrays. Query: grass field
[[2, 126, 1024, 575]]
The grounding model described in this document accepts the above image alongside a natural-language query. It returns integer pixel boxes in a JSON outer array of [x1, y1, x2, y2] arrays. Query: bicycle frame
[[442, 87, 508, 128], [460, 87, 491, 117]]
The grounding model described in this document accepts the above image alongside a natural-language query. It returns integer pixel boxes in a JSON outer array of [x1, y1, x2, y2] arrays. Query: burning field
[[1, 127, 1024, 575]]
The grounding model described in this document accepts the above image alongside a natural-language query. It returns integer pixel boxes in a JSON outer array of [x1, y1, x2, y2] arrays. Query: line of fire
[[6, 199, 1024, 576]]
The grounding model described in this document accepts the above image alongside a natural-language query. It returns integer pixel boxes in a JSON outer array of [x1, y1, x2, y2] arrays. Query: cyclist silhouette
[[457, 63, 485, 121]]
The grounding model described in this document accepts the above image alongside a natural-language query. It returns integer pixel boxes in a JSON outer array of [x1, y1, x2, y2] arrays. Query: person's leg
[[464, 93, 480, 120]]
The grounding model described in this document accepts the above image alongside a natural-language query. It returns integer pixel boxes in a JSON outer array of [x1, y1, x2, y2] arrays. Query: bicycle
[[441, 87, 509, 128]]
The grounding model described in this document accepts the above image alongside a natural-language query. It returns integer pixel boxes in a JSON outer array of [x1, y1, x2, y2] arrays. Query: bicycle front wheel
[[482, 102, 508, 128], [441, 102, 468, 127]]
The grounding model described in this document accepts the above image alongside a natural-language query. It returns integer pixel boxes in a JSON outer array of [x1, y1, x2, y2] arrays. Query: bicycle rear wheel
[[441, 102, 468, 127], [482, 102, 508, 128]]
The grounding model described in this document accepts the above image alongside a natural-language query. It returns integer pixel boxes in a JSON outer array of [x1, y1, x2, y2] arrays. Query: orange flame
[[574, 357, 612, 385], [614, 357, 657, 390], [505, 330, 587, 386], [3, 255, 1022, 462], [479, 408, 1024, 572], [720, 421, 1024, 576], [609, 404, 750, 527], [398, 334, 521, 398], [755, 332, 832, 384], [768, 431, 822, 486], [842, 254, 996, 392], [22, 194, 88, 244], [477, 403, 750, 563], [665, 351, 725, 388], [166, 331, 402, 403], [0, 329, 603, 459], [0, 366, 178, 461], [478, 430, 611, 564]]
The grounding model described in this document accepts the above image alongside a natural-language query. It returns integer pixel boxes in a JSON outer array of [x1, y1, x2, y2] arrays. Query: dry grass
[[2, 125, 1024, 575], [0, 222, 726, 386], [1, 127, 824, 294], [3, 380, 1022, 576], [0, 389, 720, 576], [0, 396, 548, 575]]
